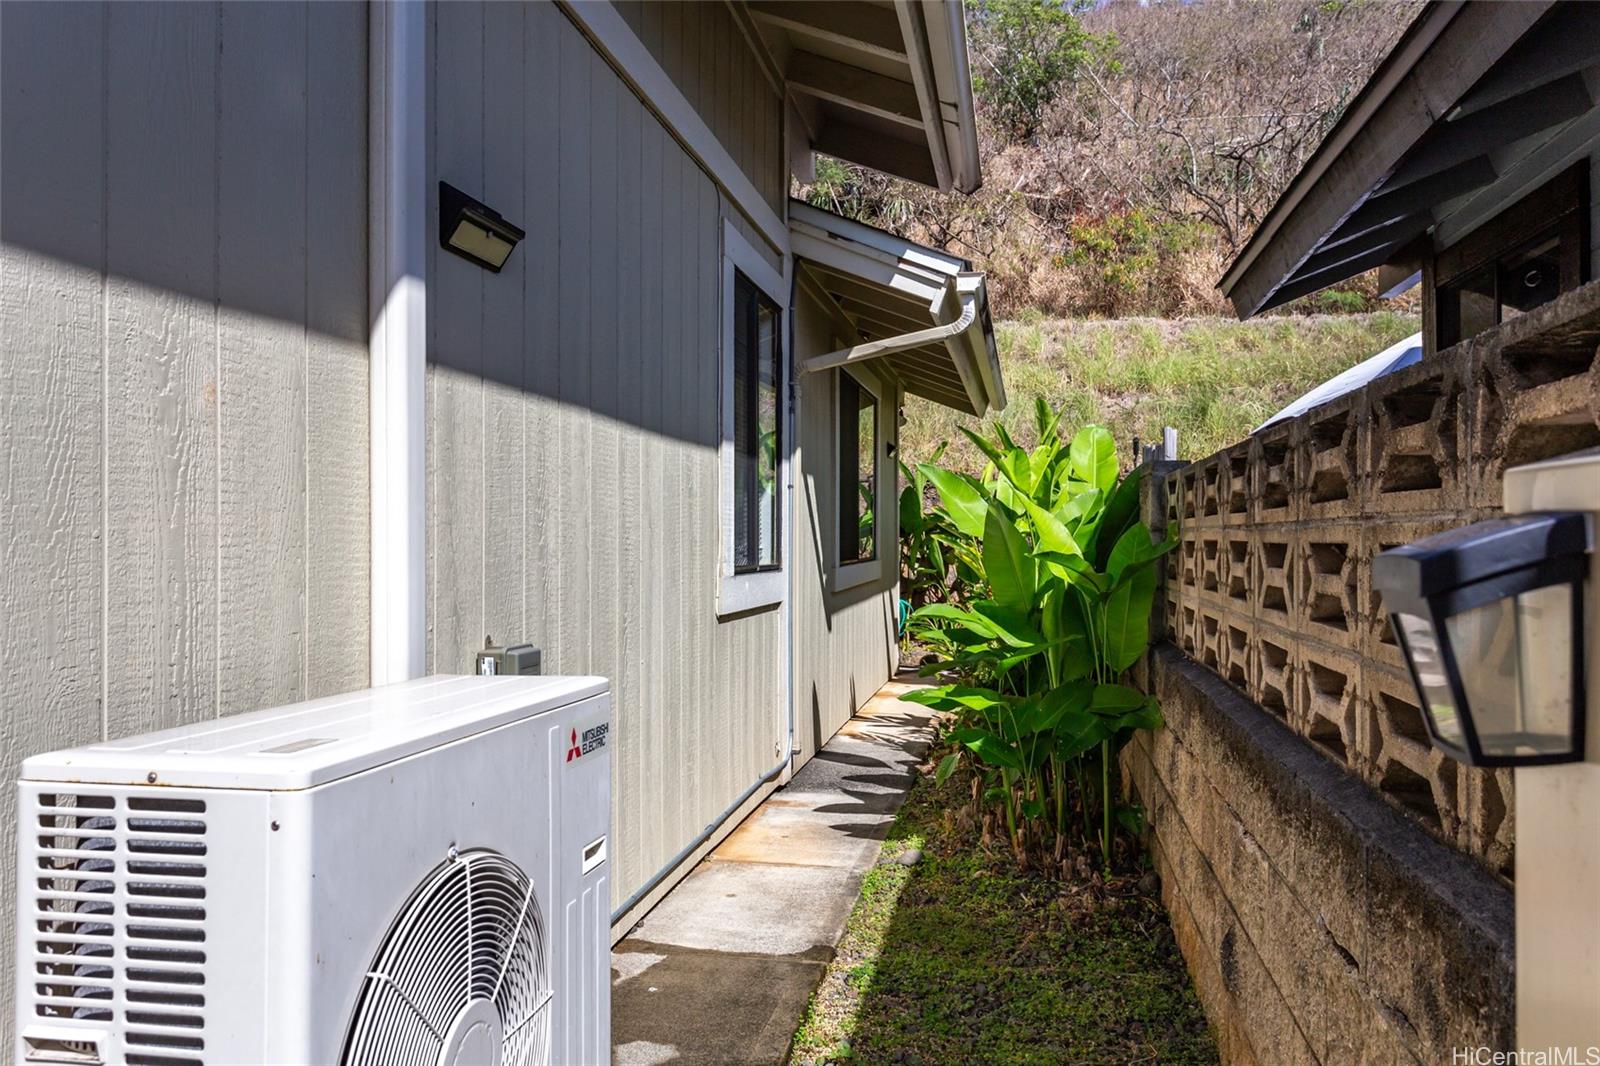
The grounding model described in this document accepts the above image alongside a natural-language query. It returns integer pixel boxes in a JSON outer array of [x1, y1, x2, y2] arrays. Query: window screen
[[733, 271, 780, 573], [838, 372, 878, 565]]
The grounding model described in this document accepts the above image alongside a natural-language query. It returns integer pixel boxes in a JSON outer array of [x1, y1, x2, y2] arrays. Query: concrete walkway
[[611, 675, 937, 1066]]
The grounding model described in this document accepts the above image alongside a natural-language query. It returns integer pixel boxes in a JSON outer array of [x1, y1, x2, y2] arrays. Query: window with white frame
[[719, 221, 787, 615], [831, 366, 889, 592], [732, 273, 781, 572], [838, 370, 878, 565]]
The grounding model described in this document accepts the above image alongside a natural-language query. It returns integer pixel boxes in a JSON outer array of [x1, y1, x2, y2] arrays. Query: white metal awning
[[789, 199, 1004, 417]]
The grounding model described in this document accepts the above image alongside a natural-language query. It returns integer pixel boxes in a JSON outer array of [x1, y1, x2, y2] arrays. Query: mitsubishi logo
[[565, 719, 608, 765]]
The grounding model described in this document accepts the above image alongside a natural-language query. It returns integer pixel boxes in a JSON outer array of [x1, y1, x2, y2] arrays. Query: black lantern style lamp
[[1373, 512, 1592, 767], [440, 181, 525, 272]]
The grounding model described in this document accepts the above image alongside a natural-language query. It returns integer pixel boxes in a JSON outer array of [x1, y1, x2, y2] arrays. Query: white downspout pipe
[[369, 0, 428, 686], [799, 289, 978, 376]]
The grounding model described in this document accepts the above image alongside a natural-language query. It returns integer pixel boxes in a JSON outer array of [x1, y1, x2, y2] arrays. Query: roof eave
[[925, 0, 983, 194], [759, 0, 982, 194], [1219, 1, 1558, 319], [789, 201, 1004, 416]]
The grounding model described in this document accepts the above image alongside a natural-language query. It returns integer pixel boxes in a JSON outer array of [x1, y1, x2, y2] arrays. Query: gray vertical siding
[[427, 2, 785, 924], [0, 0, 369, 1038], [791, 290, 901, 765], [614, 0, 786, 218]]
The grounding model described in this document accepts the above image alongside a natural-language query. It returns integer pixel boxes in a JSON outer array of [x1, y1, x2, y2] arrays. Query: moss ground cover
[[787, 760, 1217, 1066]]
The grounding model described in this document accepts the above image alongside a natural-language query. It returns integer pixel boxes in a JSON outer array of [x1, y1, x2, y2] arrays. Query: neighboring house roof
[[789, 199, 1005, 416], [1255, 332, 1422, 433], [744, 0, 983, 193], [1220, 1, 1598, 318]]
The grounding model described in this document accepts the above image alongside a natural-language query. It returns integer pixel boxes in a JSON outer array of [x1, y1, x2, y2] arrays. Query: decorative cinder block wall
[[1127, 278, 1600, 1063]]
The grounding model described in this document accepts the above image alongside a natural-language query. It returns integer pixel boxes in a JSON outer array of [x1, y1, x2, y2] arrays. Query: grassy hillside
[[900, 311, 1418, 474]]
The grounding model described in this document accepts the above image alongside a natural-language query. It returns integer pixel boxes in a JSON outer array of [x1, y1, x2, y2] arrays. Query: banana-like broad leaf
[[1068, 425, 1118, 491], [1091, 699, 1163, 740], [1122, 699, 1164, 732], [1055, 483, 1103, 530], [1107, 520, 1175, 583], [1045, 552, 1110, 595], [921, 464, 987, 538], [1101, 562, 1158, 671], [1043, 585, 1094, 675], [899, 684, 1008, 715], [972, 601, 1050, 648], [990, 475, 1026, 518], [982, 501, 1035, 611], [960, 426, 1030, 495], [899, 485, 922, 534], [1041, 587, 1094, 683], [1034, 679, 1096, 731], [936, 752, 961, 786], [989, 642, 1069, 674], [1091, 683, 1147, 712], [993, 421, 1019, 451], [1033, 395, 1060, 444], [1019, 496, 1082, 558], [949, 727, 1023, 770], [1055, 711, 1115, 760], [908, 603, 1000, 642], [1090, 468, 1141, 562], [1001, 448, 1035, 496]]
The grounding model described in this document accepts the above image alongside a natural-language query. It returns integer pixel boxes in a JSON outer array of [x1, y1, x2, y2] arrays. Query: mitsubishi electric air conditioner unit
[[13, 674, 611, 1066]]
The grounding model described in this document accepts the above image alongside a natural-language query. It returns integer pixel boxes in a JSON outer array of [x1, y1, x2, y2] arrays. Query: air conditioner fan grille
[[344, 849, 550, 1066]]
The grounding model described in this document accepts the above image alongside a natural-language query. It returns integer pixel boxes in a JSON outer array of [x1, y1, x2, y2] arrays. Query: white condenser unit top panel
[[19, 675, 607, 791]]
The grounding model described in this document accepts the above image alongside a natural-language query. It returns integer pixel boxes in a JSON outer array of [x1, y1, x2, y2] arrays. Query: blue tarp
[[1254, 331, 1423, 433]]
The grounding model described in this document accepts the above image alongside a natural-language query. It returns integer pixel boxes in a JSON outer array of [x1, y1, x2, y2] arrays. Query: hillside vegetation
[[801, 0, 1419, 319], [902, 311, 1417, 472], [808, 3, 1427, 472]]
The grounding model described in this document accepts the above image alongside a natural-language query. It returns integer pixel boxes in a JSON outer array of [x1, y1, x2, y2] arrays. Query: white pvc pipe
[[800, 290, 979, 375], [369, 0, 428, 686]]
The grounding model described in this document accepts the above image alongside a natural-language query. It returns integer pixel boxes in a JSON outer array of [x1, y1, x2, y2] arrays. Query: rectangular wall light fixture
[[439, 181, 525, 272]]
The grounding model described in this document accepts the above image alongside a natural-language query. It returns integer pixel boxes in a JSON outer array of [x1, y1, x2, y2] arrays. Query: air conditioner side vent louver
[[31, 792, 208, 1064], [16, 674, 611, 1064]]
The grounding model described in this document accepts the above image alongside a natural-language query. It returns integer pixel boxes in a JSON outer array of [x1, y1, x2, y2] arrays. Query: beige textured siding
[[614, 0, 786, 218], [791, 289, 901, 765], [427, 1, 786, 926], [0, 0, 369, 1038]]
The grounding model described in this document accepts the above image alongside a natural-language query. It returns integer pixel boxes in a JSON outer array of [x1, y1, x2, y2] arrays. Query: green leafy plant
[[966, 0, 1112, 142], [899, 400, 1175, 871], [897, 442, 980, 610]]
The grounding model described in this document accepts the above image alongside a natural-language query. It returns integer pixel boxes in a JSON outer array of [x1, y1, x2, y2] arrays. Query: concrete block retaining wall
[[1126, 647, 1514, 1064], [1127, 278, 1600, 1061], [1158, 278, 1600, 875]]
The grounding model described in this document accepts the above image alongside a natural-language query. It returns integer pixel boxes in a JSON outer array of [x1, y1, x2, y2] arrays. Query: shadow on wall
[[0, 0, 376, 733], [2, 0, 741, 452], [1, 1, 370, 349], [801, 461, 902, 622]]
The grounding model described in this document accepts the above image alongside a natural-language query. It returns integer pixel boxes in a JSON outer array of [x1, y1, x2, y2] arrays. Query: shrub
[[900, 400, 1176, 873], [967, 0, 1111, 142]]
